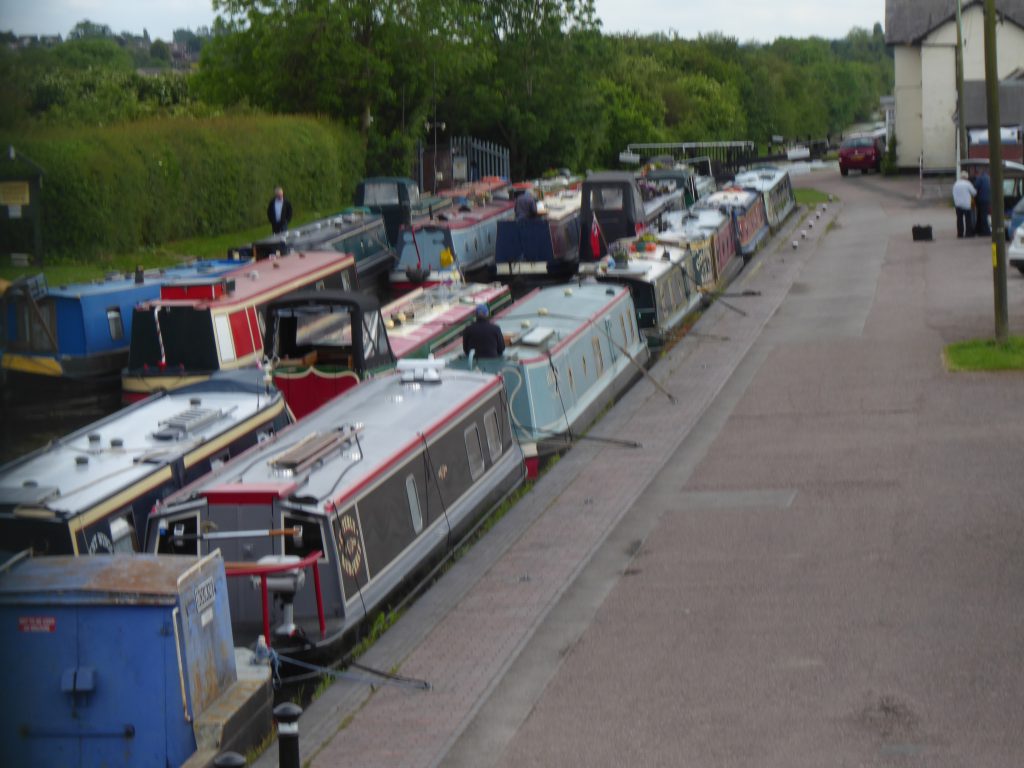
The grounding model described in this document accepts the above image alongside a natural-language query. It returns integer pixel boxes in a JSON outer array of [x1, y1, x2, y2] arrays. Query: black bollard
[[213, 752, 246, 767], [274, 702, 303, 768]]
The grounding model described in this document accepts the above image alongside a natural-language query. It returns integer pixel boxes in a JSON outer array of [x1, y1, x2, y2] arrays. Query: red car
[[839, 136, 884, 176]]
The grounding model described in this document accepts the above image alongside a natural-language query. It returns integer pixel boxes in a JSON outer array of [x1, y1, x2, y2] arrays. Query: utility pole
[[983, 0, 1007, 342], [955, 0, 968, 167]]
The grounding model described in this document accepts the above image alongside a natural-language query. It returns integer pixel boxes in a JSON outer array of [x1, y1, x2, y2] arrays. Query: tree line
[[2, 2, 892, 179]]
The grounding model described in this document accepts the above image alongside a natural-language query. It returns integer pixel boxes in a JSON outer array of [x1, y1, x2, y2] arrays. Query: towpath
[[257, 170, 1024, 767]]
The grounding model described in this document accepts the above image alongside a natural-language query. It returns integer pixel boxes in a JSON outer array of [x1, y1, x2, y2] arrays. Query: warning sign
[[18, 616, 56, 633], [0, 181, 30, 207]]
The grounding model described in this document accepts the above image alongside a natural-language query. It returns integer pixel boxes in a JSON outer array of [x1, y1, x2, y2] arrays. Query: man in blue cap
[[462, 303, 505, 359]]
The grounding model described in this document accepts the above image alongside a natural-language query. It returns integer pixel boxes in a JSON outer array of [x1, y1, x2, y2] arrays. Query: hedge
[[0, 115, 365, 259]]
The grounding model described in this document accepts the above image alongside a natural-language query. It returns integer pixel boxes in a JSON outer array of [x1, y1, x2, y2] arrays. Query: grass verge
[[945, 337, 1024, 371], [794, 187, 832, 206]]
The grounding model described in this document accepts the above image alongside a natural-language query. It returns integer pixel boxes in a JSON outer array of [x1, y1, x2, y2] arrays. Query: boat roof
[[267, 288, 381, 316], [660, 209, 729, 242], [489, 282, 631, 361], [252, 209, 384, 253], [0, 372, 283, 519], [537, 189, 582, 221], [416, 199, 514, 232], [732, 167, 790, 191], [598, 258, 675, 284], [40, 259, 245, 300], [384, 282, 510, 358], [168, 368, 505, 511], [696, 187, 761, 210], [0, 554, 204, 601], [140, 251, 355, 312], [585, 171, 638, 184]]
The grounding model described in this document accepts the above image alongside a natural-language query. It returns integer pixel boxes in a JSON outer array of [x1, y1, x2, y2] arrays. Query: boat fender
[[405, 266, 430, 283]]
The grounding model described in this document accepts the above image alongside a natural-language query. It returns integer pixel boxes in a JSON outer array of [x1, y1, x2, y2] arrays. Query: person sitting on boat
[[267, 186, 293, 234], [514, 189, 539, 220], [463, 303, 505, 359]]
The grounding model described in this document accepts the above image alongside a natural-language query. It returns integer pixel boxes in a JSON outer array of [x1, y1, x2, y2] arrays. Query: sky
[[1, 0, 886, 43]]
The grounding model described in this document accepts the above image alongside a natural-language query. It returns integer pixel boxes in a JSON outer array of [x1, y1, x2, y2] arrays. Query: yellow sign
[[0, 181, 29, 206], [993, 243, 998, 269]]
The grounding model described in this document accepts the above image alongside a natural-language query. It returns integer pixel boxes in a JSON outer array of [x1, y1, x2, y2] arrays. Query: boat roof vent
[[153, 407, 226, 441], [519, 327, 556, 347], [269, 425, 363, 475]]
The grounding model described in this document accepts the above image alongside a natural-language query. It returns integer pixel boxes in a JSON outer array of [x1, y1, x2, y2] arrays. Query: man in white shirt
[[951, 171, 976, 238]]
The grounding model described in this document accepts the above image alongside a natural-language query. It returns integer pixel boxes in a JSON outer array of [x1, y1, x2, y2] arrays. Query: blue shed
[[0, 552, 249, 768]]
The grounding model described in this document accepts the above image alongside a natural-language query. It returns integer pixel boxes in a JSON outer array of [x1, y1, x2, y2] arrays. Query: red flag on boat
[[590, 212, 601, 258]]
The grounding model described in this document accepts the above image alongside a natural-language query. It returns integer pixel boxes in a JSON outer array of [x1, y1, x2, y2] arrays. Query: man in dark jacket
[[462, 304, 505, 359], [267, 186, 293, 234], [973, 168, 991, 236]]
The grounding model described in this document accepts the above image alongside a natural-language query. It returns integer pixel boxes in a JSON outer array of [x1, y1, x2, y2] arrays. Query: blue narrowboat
[[0, 551, 272, 768], [450, 282, 649, 475], [495, 185, 582, 278], [0, 259, 244, 385]]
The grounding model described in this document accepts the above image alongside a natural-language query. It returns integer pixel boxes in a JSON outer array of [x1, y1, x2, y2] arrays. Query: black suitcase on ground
[[912, 225, 933, 241]]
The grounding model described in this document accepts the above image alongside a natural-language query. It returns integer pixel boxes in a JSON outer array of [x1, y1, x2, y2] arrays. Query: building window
[[484, 408, 502, 461], [406, 475, 423, 534], [106, 308, 124, 341], [465, 425, 485, 480]]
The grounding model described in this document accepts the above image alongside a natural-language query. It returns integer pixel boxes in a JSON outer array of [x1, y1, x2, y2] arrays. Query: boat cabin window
[[362, 182, 401, 206], [283, 513, 327, 562], [362, 311, 391, 363], [12, 298, 56, 352], [619, 313, 629, 345], [406, 476, 423, 534], [397, 229, 449, 270], [155, 511, 200, 556], [106, 307, 124, 341], [483, 408, 503, 462], [592, 337, 605, 375], [591, 187, 624, 212], [214, 315, 236, 362], [274, 306, 356, 367], [465, 425, 485, 481]]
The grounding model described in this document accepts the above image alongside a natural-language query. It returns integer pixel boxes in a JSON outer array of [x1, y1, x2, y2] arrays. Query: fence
[[417, 136, 510, 193], [621, 141, 757, 181]]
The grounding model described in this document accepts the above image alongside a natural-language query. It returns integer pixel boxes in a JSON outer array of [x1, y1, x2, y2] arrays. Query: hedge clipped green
[[0, 115, 365, 259]]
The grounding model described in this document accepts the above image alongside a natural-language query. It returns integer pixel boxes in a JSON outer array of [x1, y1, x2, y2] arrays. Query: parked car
[[1010, 197, 1024, 243], [1008, 207, 1024, 275], [839, 136, 884, 176]]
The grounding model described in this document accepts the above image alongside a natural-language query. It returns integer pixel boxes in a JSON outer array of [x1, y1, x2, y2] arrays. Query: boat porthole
[[438, 464, 448, 480]]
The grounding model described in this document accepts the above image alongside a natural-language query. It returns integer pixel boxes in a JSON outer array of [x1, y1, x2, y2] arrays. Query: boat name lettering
[[18, 616, 56, 633], [194, 577, 217, 626]]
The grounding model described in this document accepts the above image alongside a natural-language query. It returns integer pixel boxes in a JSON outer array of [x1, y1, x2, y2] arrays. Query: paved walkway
[[258, 171, 1024, 767]]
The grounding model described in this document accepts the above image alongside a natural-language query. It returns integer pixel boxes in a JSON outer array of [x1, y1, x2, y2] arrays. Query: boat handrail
[[225, 549, 326, 649]]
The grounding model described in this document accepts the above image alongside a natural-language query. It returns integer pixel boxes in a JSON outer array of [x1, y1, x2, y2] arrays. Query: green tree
[[68, 20, 114, 40]]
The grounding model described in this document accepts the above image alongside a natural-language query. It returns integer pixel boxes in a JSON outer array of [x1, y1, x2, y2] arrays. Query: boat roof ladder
[[268, 424, 364, 475]]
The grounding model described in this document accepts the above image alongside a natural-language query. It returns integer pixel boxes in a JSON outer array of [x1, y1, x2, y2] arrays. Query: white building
[[886, 0, 1024, 171]]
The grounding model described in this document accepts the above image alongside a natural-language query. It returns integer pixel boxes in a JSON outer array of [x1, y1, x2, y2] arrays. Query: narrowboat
[[0, 259, 245, 386], [147, 363, 525, 665], [354, 177, 452, 248], [122, 251, 357, 402], [692, 187, 770, 260], [732, 166, 796, 231], [579, 171, 685, 263], [644, 164, 716, 209], [263, 290, 397, 420], [659, 207, 740, 286], [389, 196, 515, 293], [495, 186, 582, 277], [588, 238, 710, 347], [0, 371, 288, 558], [265, 282, 512, 419], [449, 283, 649, 476], [238, 208, 395, 296], [383, 281, 512, 359], [0, 552, 272, 768]]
